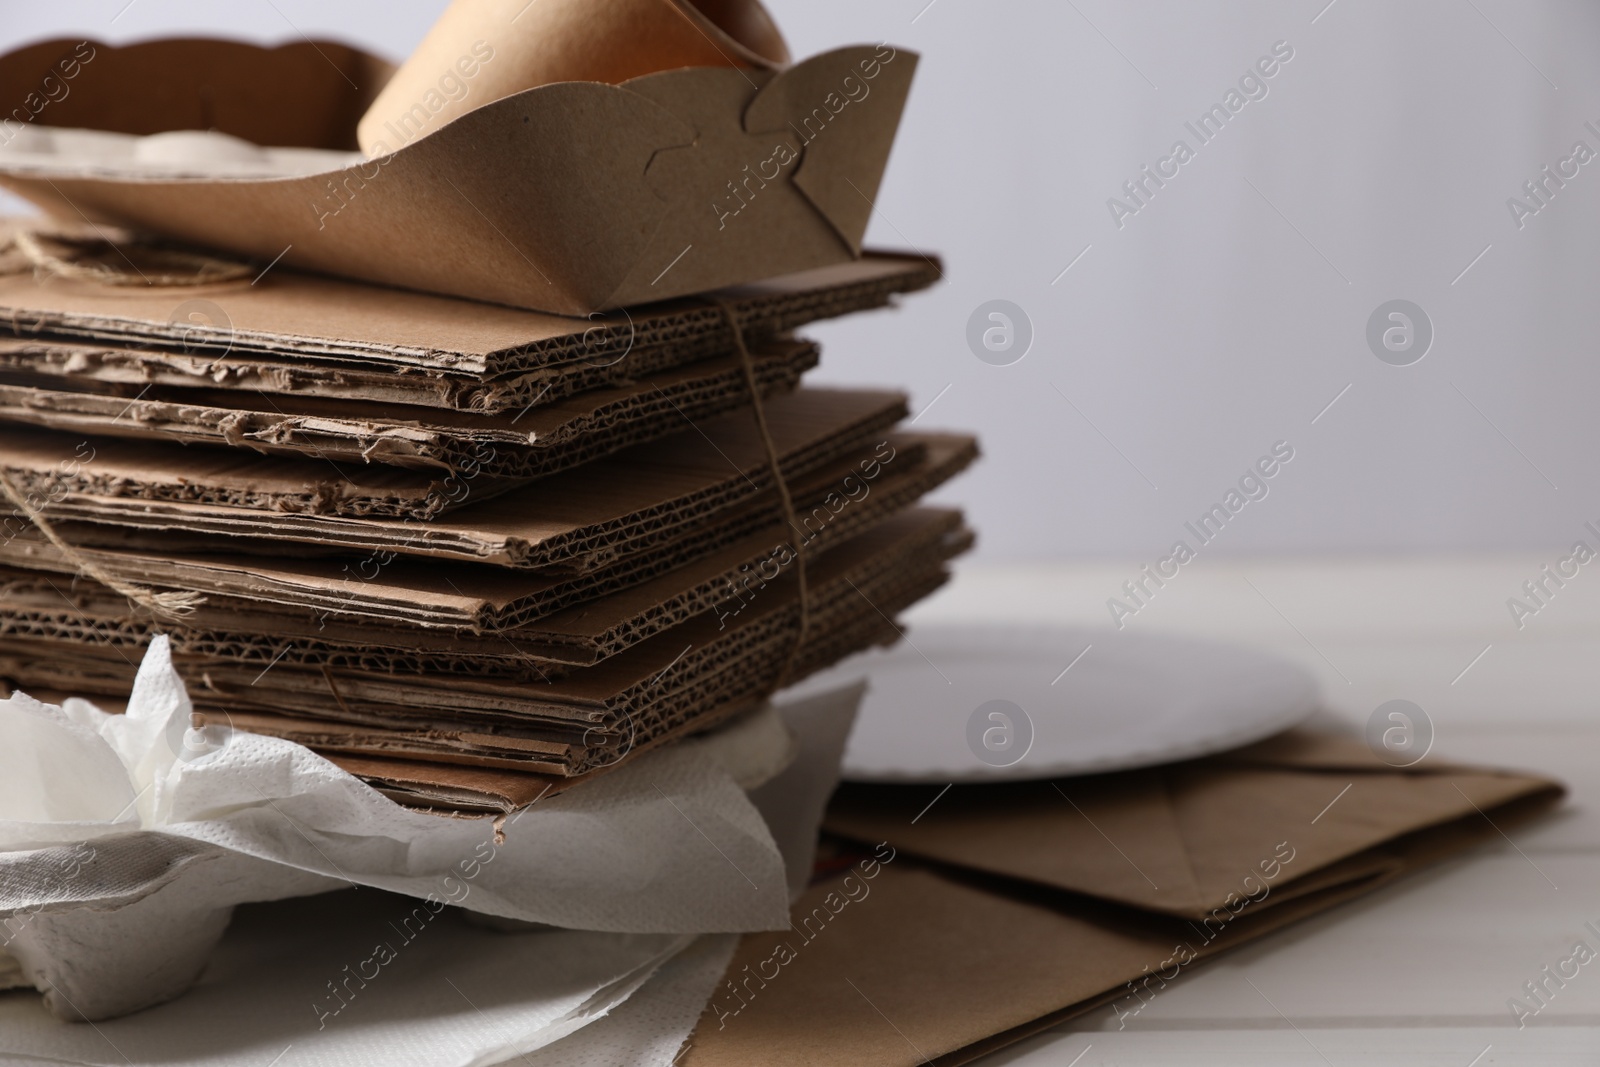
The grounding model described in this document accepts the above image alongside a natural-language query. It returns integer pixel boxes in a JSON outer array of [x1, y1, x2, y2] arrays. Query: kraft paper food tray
[[0, 38, 918, 315], [681, 736, 1564, 1066]]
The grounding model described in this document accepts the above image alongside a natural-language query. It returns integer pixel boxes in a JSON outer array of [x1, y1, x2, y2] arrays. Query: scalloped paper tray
[[0, 38, 916, 315]]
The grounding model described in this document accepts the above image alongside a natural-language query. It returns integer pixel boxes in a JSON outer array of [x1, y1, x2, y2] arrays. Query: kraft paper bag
[[683, 731, 1563, 1066]]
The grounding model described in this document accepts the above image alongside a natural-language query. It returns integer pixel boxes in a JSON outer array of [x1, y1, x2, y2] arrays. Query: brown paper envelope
[[1220, 725, 1411, 768], [825, 736, 1561, 919], [686, 757, 1562, 1067]]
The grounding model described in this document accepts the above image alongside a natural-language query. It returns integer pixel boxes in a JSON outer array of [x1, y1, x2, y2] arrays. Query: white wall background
[[4, 0, 1598, 562]]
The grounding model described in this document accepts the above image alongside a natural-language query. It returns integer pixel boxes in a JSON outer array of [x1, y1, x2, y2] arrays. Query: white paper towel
[[0, 637, 793, 931], [510, 934, 741, 1067], [0, 659, 866, 1065], [0, 887, 692, 1067], [746, 681, 866, 900], [0, 636, 802, 1019]]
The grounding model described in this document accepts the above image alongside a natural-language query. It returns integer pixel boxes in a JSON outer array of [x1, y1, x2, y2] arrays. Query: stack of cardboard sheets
[[0, 228, 976, 811], [0, 17, 1575, 1065]]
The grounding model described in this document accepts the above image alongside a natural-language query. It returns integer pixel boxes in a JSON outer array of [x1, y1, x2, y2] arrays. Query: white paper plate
[[786, 623, 1319, 782]]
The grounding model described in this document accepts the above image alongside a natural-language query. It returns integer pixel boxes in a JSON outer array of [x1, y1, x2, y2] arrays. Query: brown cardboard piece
[[681, 739, 1564, 1066], [0, 508, 973, 776], [0, 245, 938, 412], [326, 751, 572, 815], [3, 387, 909, 540], [2, 436, 975, 661], [0, 339, 817, 476], [0, 34, 919, 314], [185, 519, 963, 777], [0, 684, 559, 813], [2, 387, 905, 533], [62, 428, 966, 588]]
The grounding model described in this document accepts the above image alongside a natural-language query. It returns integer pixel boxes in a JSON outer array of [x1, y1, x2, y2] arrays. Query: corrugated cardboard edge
[[0, 253, 937, 411], [0, 340, 816, 476]]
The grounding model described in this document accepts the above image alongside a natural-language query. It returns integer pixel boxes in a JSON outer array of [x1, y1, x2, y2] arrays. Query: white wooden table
[[906, 556, 1600, 1066]]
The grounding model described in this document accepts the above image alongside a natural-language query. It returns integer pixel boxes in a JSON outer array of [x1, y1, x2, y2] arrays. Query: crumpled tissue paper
[[0, 660, 865, 1067], [0, 636, 802, 1020]]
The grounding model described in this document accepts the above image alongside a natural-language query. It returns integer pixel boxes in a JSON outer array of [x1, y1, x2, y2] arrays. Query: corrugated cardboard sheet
[[0, 249, 937, 411]]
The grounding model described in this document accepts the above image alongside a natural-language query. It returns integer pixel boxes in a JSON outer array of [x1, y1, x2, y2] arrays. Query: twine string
[[0, 229, 254, 287], [0, 228, 243, 620], [706, 297, 810, 687], [0, 469, 204, 621]]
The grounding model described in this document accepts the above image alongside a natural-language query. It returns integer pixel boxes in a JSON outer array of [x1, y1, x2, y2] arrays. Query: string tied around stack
[[705, 296, 811, 689], [0, 228, 255, 286], [0, 471, 205, 622], [0, 228, 246, 621]]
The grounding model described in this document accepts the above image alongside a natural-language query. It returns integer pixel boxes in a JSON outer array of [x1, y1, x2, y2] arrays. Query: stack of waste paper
[[0, 4, 1567, 1067]]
